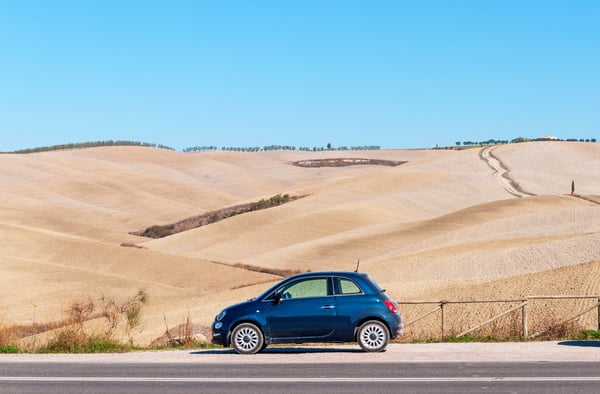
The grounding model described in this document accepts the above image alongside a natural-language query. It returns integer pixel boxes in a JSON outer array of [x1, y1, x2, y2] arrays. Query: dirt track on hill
[[480, 146, 535, 197]]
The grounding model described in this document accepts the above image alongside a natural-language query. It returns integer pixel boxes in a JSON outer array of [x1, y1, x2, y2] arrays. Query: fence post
[[522, 299, 528, 338], [440, 301, 446, 341]]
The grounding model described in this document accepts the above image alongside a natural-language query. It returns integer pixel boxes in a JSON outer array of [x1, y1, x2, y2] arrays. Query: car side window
[[337, 278, 362, 295], [279, 278, 329, 299]]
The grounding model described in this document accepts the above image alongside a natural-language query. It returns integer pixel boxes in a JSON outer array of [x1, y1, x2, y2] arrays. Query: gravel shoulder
[[1, 342, 599, 364]]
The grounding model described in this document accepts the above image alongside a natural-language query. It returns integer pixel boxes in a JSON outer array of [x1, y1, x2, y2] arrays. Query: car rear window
[[338, 278, 362, 294]]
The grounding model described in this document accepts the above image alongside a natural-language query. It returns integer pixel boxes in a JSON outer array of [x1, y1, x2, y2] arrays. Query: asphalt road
[[1, 342, 599, 393], [2, 361, 600, 393]]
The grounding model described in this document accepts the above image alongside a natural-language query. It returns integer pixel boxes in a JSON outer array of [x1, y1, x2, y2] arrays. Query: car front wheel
[[357, 320, 389, 352], [231, 323, 265, 354]]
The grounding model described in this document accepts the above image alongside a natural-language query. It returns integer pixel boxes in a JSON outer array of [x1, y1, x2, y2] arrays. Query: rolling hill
[[1, 142, 599, 344]]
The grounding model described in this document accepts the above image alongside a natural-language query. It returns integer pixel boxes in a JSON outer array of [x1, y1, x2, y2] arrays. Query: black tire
[[357, 320, 389, 352], [231, 323, 264, 354]]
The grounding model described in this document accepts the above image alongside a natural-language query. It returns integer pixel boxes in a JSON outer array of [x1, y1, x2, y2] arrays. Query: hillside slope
[[1, 143, 598, 343]]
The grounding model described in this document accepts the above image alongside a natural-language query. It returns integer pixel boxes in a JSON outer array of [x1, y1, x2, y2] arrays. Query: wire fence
[[397, 295, 600, 341]]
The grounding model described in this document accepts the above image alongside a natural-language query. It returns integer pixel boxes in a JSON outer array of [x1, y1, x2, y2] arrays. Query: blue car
[[212, 271, 403, 354]]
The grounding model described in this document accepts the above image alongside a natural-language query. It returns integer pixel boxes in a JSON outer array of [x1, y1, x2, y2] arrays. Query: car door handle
[[321, 305, 336, 309]]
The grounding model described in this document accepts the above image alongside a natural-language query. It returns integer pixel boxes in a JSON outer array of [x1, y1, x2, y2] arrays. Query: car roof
[[255, 271, 380, 300], [286, 271, 368, 280]]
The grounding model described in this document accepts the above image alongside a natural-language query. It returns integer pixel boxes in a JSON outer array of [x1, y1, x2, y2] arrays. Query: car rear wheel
[[231, 323, 264, 354], [357, 320, 389, 352]]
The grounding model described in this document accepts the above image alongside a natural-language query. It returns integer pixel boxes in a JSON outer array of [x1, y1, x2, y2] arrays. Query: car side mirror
[[272, 293, 282, 305]]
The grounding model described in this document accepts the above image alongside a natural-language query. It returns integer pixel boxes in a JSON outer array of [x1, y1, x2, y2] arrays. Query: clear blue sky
[[1, 0, 598, 151]]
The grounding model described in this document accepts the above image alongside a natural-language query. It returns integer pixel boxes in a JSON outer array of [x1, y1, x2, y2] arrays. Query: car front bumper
[[211, 321, 228, 346]]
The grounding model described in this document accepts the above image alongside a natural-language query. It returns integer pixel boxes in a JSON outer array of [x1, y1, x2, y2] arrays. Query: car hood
[[224, 299, 257, 313]]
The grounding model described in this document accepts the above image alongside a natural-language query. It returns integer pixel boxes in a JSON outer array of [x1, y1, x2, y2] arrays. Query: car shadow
[[192, 346, 365, 355], [557, 340, 600, 347]]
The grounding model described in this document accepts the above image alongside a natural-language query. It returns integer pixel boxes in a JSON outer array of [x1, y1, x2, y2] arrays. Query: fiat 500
[[212, 271, 403, 354]]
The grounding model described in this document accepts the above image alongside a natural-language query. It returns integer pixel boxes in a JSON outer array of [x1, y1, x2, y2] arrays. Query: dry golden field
[[1, 141, 599, 344]]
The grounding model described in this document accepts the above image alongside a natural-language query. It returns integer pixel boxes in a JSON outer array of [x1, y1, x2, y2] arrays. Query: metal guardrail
[[398, 295, 600, 340]]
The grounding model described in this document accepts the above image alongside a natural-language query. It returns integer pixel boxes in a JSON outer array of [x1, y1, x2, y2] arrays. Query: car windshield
[[255, 280, 285, 301], [255, 275, 332, 300]]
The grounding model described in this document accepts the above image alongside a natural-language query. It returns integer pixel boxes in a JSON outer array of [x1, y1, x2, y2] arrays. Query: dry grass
[[152, 312, 201, 348], [0, 290, 150, 353], [0, 320, 19, 352]]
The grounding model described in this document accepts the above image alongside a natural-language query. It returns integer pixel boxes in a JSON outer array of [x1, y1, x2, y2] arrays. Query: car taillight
[[384, 300, 398, 314]]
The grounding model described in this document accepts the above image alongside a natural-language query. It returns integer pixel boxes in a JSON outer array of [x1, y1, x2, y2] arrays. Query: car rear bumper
[[390, 313, 404, 339]]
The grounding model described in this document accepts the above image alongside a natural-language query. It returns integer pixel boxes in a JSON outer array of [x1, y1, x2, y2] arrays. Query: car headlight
[[216, 310, 227, 321], [214, 322, 223, 330]]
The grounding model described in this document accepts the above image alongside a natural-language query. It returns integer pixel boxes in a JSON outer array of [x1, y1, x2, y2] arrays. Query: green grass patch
[[0, 345, 20, 354], [577, 330, 600, 340], [449, 335, 479, 343]]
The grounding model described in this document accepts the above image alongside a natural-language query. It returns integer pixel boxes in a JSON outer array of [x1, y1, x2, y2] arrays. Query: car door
[[267, 277, 337, 340], [333, 276, 367, 340]]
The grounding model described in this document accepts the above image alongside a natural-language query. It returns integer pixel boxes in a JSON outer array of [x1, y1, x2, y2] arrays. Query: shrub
[[133, 193, 306, 238], [100, 288, 148, 345], [139, 224, 175, 239]]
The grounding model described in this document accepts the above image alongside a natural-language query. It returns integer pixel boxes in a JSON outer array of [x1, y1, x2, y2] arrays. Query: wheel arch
[[353, 316, 391, 341], [227, 319, 266, 346]]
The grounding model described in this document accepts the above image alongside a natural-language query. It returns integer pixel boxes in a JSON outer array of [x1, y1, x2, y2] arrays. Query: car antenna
[[354, 259, 360, 272]]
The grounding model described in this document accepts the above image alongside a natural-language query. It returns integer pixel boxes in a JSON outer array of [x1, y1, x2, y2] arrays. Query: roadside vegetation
[[2, 289, 599, 353], [405, 328, 600, 345], [400, 305, 600, 345], [0, 289, 222, 354], [1, 289, 153, 353]]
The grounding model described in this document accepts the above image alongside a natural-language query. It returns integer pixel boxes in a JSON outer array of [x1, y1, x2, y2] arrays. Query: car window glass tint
[[339, 278, 361, 294], [283, 278, 328, 299]]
